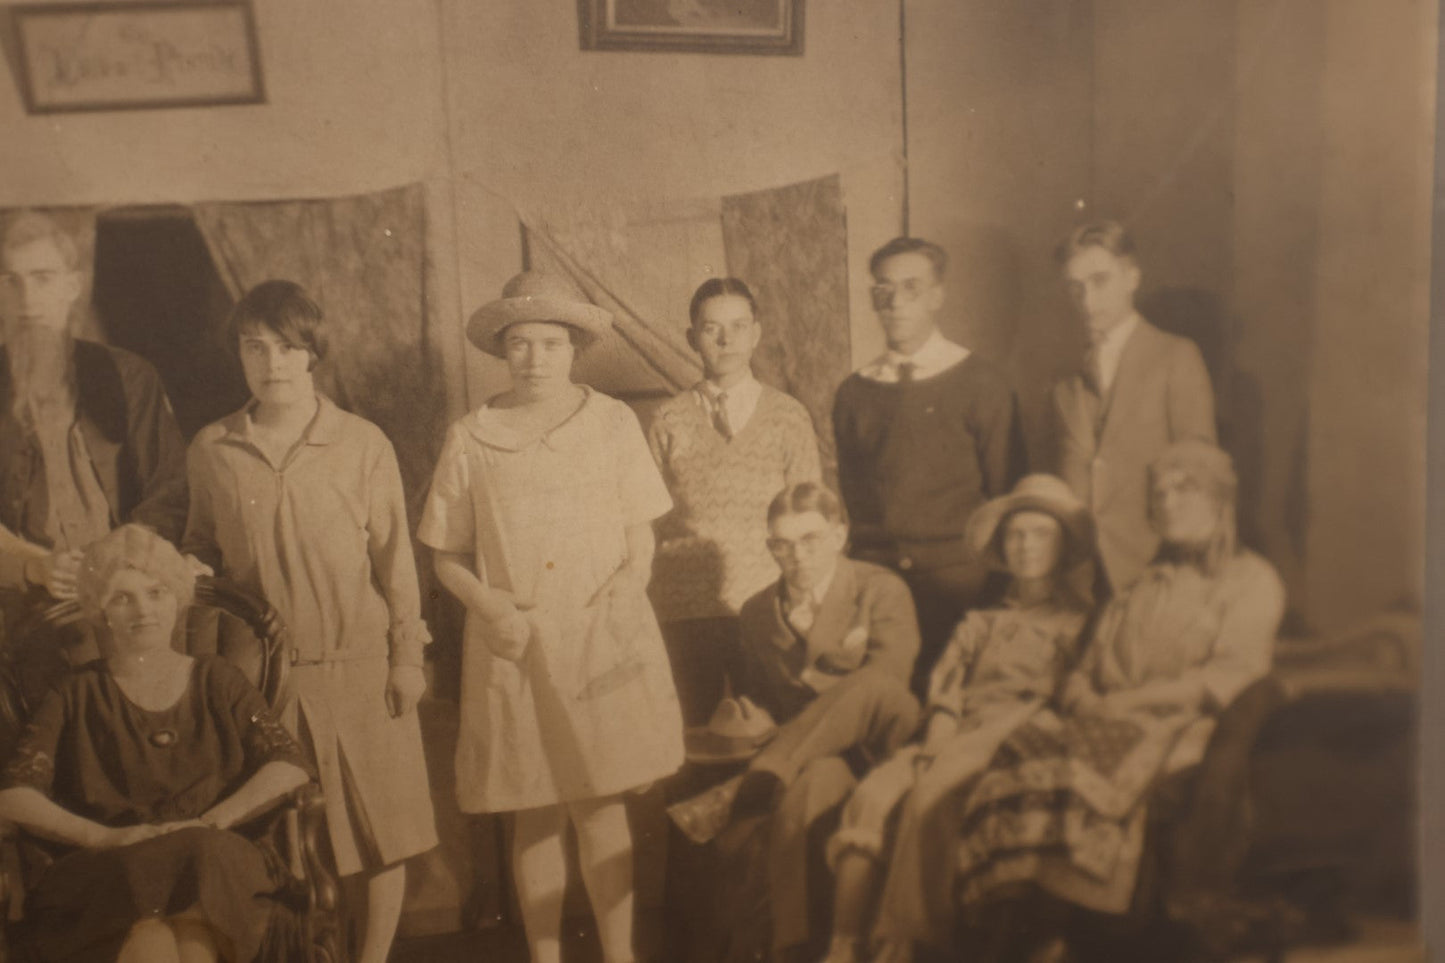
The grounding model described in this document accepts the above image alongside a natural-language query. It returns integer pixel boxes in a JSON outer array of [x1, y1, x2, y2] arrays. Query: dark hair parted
[[227, 280, 328, 369], [688, 277, 758, 326], [1054, 220, 1137, 266], [868, 237, 947, 281], [766, 481, 848, 527]]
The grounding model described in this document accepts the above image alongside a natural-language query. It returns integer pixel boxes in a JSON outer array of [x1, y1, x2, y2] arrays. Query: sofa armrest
[[1163, 675, 1287, 915]]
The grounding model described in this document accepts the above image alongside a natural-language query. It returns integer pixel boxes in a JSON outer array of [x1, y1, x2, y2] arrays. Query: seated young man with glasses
[[724, 482, 922, 963], [832, 236, 1026, 699]]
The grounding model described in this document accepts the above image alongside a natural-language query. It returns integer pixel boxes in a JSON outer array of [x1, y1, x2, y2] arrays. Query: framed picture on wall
[[11, 0, 265, 114], [579, 0, 804, 55]]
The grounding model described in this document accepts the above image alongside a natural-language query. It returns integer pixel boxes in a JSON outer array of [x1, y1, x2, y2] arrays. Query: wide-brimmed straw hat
[[965, 473, 1094, 572], [684, 693, 778, 765], [466, 271, 614, 358]]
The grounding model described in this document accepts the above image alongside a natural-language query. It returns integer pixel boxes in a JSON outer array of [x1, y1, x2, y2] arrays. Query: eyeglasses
[[870, 278, 933, 307], [766, 531, 832, 557]]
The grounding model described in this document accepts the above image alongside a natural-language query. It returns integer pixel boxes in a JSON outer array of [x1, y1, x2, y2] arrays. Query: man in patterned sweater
[[833, 237, 1027, 697], [648, 278, 821, 725]]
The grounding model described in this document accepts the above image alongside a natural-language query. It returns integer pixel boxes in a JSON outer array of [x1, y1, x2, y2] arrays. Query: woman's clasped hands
[[89, 818, 210, 850]]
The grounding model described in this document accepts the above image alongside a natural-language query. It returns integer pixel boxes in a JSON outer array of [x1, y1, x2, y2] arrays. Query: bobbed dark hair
[[227, 279, 328, 370]]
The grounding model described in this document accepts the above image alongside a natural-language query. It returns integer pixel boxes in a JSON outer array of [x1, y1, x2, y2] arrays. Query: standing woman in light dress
[[184, 281, 438, 963], [419, 272, 684, 963]]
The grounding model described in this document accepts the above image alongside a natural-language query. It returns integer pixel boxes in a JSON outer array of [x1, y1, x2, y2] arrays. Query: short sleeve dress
[[1, 657, 309, 963], [419, 388, 685, 812]]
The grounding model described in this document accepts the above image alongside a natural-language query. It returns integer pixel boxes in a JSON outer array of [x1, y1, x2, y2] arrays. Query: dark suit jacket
[[736, 557, 920, 723], [1053, 320, 1216, 592]]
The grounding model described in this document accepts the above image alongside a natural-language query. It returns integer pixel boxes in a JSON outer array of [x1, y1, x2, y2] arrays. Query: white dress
[[419, 388, 685, 811]]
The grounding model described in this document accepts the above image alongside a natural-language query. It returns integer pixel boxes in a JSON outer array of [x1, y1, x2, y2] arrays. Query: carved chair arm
[[281, 783, 339, 915]]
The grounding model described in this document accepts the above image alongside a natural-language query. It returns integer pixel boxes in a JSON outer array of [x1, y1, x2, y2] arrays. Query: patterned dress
[[1, 658, 308, 963], [419, 388, 684, 811], [828, 595, 1088, 947], [954, 550, 1285, 914]]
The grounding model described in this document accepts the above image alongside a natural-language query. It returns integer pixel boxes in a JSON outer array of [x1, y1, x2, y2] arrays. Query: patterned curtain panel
[[721, 174, 851, 483], [192, 184, 444, 523], [520, 206, 708, 399]]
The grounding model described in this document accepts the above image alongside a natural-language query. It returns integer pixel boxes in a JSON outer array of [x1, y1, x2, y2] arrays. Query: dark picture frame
[[579, 0, 804, 56], [12, 0, 265, 114]]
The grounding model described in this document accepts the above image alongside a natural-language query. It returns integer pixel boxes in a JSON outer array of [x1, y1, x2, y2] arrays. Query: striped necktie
[[712, 391, 734, 439]]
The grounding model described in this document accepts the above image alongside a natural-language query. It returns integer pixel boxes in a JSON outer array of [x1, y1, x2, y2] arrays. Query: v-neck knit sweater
[[832, 353, 1025, 564], [648, 383, 821, 621]]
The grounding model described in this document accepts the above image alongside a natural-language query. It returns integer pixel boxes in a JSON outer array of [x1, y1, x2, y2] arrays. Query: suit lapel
[[805, 558, 859, 665], [765, 583, 801, 650], [1098, 322, 1163, 446], [1060, 374, 1102, 445]]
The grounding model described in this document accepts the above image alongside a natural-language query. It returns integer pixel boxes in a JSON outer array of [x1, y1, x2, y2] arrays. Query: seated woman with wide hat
[[0, 524, 311, 963], [819, 473, 1095, 963]]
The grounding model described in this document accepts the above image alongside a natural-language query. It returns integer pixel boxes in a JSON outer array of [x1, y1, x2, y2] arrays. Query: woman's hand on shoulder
[[385, 665, 427, 717]]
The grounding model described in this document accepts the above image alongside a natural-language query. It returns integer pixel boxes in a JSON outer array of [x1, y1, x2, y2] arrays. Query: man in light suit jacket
[[1052, 221, 1217, 594]]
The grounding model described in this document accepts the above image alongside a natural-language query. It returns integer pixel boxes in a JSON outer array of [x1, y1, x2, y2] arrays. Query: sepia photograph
[[0, 1, 1435, 962]]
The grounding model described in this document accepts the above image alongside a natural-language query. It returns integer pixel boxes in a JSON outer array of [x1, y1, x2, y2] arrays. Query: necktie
[[896, 361, 916, 384], [712, 391, 734, 439]]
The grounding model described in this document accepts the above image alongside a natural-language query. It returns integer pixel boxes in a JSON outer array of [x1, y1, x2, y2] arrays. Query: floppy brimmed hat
[[466, 271, 614, 358], [684, 693, 778, 765], [965, 473, 1094, 571]]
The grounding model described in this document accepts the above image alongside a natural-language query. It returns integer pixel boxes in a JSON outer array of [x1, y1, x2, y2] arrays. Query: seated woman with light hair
[[0, 524, 311, 963]]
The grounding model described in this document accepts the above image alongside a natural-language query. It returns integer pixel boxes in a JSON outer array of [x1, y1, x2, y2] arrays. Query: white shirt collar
[[860, 329, 969, 383], [785, 560, 838, 612], [1090, 313, 1142, 394], [696, 373, 762, 432]]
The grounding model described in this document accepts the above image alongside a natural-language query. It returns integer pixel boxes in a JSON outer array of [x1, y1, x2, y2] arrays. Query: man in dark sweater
[[832, 236, 1026, 696]]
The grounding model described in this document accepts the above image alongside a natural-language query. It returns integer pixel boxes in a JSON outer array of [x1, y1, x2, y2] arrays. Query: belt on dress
[[289, 646, 385, 666]]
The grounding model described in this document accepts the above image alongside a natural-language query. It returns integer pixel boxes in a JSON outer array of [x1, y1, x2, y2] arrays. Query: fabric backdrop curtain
[[519, 174, 852, 483], [520, 202, 709, 399], [721, 174, 851, 482], [192, 184, 444, 522]]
